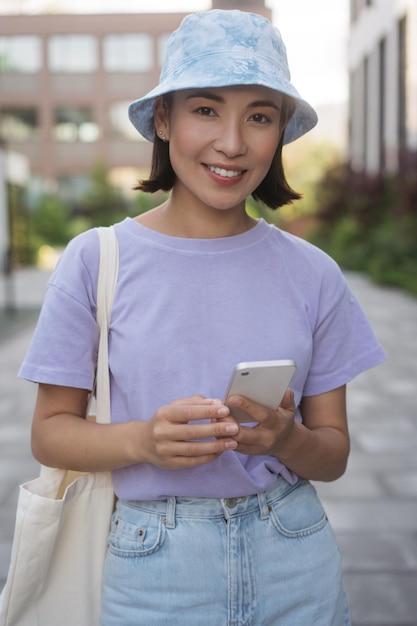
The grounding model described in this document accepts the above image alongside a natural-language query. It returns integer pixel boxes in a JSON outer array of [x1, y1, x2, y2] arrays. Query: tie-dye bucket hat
[[128, 9, 318, 145]]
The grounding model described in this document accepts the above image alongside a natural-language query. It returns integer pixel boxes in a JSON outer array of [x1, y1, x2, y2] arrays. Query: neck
[[136, 192, 257, 239]]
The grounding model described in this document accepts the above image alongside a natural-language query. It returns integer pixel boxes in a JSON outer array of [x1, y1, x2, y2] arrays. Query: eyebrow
[[185, 90, 281, 111]]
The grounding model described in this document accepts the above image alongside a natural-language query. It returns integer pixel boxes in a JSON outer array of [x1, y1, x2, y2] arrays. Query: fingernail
[[225, 424, 239, 434], [217, 406, 229, 417], [225, 440, 238, 449]]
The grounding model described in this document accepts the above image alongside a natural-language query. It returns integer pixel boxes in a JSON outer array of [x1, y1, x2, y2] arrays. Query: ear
[[154, 96, 170, 139]]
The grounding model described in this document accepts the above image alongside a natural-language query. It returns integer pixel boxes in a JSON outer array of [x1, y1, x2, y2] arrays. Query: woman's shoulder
[[53, 218, 132, 280], [49, 219, 130, 303], [268, 224, 343, 282], [51, 227, 101, 289]]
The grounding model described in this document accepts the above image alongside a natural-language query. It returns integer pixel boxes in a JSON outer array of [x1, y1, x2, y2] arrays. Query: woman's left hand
[[225, 389, 296, 457], [220, 385, 350, 482]]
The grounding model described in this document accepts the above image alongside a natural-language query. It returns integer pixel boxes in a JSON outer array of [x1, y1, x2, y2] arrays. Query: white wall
[[349, 0, 416, 172]]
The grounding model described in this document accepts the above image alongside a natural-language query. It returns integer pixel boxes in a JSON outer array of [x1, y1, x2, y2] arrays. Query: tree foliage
[[309, 150, 417, 296]]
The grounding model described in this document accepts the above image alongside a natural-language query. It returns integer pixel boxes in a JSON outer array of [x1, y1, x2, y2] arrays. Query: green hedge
[[309, 152, 417, 297]]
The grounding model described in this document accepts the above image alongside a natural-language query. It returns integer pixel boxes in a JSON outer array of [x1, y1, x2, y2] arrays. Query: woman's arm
[[227, 385, 350, 481], [31, 383, 239, 472]]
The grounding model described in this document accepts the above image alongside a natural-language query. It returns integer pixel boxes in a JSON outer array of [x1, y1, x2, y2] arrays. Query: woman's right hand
[[31, 385, 238, 472], [138, 395, 239, 469]]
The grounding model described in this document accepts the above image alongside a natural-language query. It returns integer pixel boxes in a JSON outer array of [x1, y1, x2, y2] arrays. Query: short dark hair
[[134, 95, 301, 209]]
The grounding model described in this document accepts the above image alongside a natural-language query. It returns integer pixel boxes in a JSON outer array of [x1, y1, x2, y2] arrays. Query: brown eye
[[196, 106, 215, 116], [250, 113, 270, 124]]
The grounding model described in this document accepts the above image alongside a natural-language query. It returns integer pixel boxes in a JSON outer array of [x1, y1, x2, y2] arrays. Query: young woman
[[20, 10, 385, 625]]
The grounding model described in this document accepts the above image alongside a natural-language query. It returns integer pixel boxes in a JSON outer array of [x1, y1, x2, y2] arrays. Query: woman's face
[[155, 85, 285, 216]]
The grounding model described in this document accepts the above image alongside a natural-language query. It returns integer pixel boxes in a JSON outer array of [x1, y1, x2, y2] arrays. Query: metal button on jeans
[[224, 497, 246, 508]]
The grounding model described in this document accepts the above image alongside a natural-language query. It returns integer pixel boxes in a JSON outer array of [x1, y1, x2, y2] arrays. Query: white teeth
[[208, 166, 242, 178]]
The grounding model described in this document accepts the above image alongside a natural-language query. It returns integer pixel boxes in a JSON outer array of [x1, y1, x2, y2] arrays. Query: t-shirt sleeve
[[301, 258, 386, 396], [18, 229, 101, 389]]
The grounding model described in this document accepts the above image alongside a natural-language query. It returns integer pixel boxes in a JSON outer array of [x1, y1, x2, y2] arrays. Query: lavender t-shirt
[[19, 218, 386, 499]]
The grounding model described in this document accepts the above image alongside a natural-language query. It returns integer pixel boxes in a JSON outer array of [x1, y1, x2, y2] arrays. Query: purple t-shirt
[[19, 218, 386, 499]]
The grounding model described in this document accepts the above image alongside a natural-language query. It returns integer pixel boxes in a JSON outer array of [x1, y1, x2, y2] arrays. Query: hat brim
[[128, 51, 318, 145]]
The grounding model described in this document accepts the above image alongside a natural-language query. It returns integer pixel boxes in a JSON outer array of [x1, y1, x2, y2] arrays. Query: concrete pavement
[[1, 266, 417, 625], [314, 273, 417, 626]]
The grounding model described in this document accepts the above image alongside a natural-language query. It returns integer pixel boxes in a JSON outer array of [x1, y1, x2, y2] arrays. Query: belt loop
[[257, 491, 269, 520], [165, 497, 176, 529]]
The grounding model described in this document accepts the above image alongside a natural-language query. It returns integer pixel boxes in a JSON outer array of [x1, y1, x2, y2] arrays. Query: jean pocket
[[107, 506, 166, 558], [268, 480, 328, 538]]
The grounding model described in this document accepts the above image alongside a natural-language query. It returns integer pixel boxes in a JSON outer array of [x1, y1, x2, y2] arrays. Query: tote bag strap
[[95, 226, 119, 426], [53, 226, 119, 494]]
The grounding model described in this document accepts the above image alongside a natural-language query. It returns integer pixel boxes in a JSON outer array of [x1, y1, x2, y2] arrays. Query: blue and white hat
[[128, 9, 318, 145]]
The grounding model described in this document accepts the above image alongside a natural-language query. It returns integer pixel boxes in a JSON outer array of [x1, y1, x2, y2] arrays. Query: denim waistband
[[119, 476, 300, 528]]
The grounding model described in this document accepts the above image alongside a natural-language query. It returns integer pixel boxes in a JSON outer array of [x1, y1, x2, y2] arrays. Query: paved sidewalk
[[314, 274, 417, 626], [0, 268, 50, 593], [0, 267, 416, 625]]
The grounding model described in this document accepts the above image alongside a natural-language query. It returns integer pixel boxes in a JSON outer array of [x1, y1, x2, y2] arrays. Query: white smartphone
[[224, 360, 296, 423]]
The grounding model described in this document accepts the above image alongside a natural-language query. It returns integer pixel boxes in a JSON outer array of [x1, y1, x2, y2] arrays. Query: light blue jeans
[[101, 478, 351, 625]]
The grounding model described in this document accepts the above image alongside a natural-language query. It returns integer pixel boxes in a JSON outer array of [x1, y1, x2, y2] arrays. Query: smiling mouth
[[207, 165, 244, 178]]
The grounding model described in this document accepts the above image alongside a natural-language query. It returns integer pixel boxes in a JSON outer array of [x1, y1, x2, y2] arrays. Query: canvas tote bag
[[0, 226, 119, 626]]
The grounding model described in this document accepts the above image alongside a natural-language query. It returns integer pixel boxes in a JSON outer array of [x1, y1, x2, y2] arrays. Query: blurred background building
[[1, 0, 416, 283], [349, 0, 417, 173], [0, 0, 271, 200], [1, 0, 416, 196]]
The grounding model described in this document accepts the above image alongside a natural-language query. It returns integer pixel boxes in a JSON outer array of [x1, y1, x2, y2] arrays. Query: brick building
[[0, 1, 271, 196]]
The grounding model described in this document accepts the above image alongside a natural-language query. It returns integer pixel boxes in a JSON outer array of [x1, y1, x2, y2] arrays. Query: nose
[[213, 120, 247, 157]]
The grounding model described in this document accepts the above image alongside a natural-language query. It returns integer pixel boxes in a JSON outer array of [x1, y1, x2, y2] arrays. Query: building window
[[109, 101, 144, 140], [103, 34, 153, 72], [53, 107, 99, 142], [398, 16, 407, 149], [379, 37, 386, 171], [157, 34, 170, 67], [351, 0, 372, 21], [57, 174, 91, 201], [363, 55, 369, 168], [0, 36, 41, 72], [0, 107, 39, 141], [48, 35, 98, 72]]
